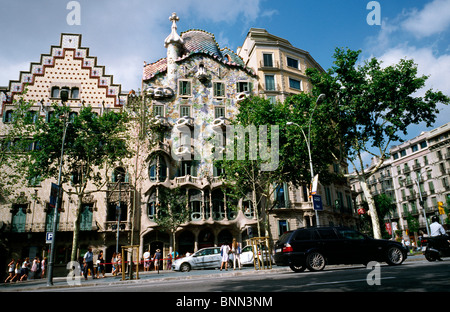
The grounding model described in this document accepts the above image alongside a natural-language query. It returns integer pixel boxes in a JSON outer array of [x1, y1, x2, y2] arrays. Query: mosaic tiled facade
[[140, 13, 261, 255]]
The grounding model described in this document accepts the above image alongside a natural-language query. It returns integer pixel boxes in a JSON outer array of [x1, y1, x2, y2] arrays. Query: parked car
[[240, 245, 274, 266], [172, 247, 233, 272], [274, 226, 407, 272]]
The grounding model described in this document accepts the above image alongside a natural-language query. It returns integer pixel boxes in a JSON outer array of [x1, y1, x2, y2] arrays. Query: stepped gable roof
[[143, 29, 253, 81]]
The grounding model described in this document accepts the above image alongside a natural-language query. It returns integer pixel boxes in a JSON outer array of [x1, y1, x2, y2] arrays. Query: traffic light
[[438, 201, 445, 215]]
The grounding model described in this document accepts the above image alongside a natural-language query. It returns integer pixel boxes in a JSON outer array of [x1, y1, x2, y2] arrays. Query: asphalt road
[[48, 257, 449, 293], [2, 255, 446, 311]]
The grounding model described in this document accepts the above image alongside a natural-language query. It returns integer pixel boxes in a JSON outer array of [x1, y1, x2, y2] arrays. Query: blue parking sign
[[46, 232, 53, 244], [312, 195, 323, 211]]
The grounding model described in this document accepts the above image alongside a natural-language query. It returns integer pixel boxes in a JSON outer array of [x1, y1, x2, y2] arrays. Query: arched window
[[71, 87, 79, 99], [3, 110, 13, 123], [112, 167, 126, 182], [189, 189, 202, 221], [11, 204, 27, 233], [80, 204, 93, 231], [51, 86, 60, 98], [147, 191, 157, 220]]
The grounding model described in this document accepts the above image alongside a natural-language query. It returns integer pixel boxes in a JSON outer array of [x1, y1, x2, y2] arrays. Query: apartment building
[[237, 28, 324, 104], [351, 122, 450, 239], [238, 28, 357, 240]]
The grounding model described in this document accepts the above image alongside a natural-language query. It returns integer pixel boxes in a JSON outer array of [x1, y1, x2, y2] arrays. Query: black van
[[274, 226, 407, 272]]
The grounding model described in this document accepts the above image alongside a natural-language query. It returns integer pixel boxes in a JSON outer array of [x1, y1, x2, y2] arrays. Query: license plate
[[275, 248, 281, 253]]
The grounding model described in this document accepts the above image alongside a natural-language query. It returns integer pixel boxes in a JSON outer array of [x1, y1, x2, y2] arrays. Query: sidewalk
[[0, 253, 425, 292]]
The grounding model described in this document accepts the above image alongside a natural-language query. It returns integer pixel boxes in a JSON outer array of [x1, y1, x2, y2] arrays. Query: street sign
[[49, 183, 59, 208], [46, 232, 53, 244], [312, 194, 323, 211]]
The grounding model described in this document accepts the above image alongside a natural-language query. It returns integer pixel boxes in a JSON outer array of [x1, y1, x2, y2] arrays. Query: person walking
[[10, 260, 21, 283], [143, 249, 151, 272], [19, 257, 30, 281], [111, 252, 117, 276], [4, 259, 15, 283], [153, 249, 162, 274], [231, 238, 241, 270], [30, 256, 40, 280], [96, 250, 105, 278], [40, 257, 47, 278], [220, 242, 230, 271], [83, 247, 95, 280], [167, 252, 172, 270]]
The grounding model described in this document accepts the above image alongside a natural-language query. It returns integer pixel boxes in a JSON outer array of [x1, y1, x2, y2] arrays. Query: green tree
[[0, 93, 35, 203], [10, 99, 131, 261], [155, 187, 190, 253], [307, 48, 450, 238], [215, 95, 340, 237]]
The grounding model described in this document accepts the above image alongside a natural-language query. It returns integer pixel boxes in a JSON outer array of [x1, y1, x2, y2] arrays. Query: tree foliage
[[307, 48, 450, 238], [8, 97, 132, 260]]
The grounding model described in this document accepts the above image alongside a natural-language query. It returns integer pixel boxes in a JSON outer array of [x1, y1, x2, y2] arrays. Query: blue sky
[[1, 0, 449, 162]]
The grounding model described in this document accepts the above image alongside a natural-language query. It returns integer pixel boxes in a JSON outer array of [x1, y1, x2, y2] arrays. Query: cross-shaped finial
[[169, 12, 179, 25]]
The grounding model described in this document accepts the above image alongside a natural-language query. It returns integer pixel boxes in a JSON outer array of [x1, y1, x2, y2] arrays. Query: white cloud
[[401, 0, 450, 38], [0, 0, 264, 91]]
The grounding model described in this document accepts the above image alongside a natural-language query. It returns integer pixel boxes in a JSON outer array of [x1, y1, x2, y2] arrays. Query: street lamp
[[47, 90, 71, 286], [287, 94, 325, 226]]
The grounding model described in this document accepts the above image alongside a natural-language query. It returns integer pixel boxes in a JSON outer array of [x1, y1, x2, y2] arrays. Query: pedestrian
[[111, 252, 117, 276], [19, 257, 30, 281], [143, 249, 151, 272], [232, 238, 241, 270], [117, 253, 122, 274], [96, 250, 105, 278], [220, 242, 230, 271], [41, 257, 47, 278], [153, 249, 162, 273], [4, 259, 15, 283], [10, 260, 21, 283], [167, 252, 172, 270], [83, 247, 95, 280], [30, 256, 40, 279]]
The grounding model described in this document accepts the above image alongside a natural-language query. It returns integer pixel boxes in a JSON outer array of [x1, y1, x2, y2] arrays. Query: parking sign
[[46, 232, 53, 244]]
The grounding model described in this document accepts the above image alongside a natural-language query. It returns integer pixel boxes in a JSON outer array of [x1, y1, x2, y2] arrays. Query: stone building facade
[[0, 33, 130, 275]]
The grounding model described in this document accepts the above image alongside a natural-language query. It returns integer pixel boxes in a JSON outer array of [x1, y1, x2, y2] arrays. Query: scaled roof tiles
[[143, 29, 252, 81]]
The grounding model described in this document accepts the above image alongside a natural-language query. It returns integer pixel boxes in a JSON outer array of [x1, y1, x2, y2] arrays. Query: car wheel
[[424, 250, 437, 262], [180, 263, 191, 272], [289, 264, 306, 273], [306, 252, 326, 271], [386, 246, 405, 265]]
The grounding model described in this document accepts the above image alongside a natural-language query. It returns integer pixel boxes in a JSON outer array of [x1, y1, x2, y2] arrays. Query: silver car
[[172, 247, 233, 272]]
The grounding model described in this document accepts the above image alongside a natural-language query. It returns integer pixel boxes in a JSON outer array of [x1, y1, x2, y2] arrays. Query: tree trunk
[[360, 179, 382, 239], [70, 195, 83, 261]]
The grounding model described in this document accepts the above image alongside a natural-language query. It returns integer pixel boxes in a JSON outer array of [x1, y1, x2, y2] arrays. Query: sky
[[0, 0, 449, 166]]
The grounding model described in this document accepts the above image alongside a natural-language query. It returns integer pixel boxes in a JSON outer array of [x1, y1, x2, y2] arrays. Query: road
[[30, 256, 449, 292]]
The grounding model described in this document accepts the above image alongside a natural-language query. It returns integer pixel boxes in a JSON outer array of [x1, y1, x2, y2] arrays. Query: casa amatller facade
[[0, 13, 357, 277]]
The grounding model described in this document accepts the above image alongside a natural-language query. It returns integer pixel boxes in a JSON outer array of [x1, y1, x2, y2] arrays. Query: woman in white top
[[4, 259, 15, 283], [220, 243, 230, 271]]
